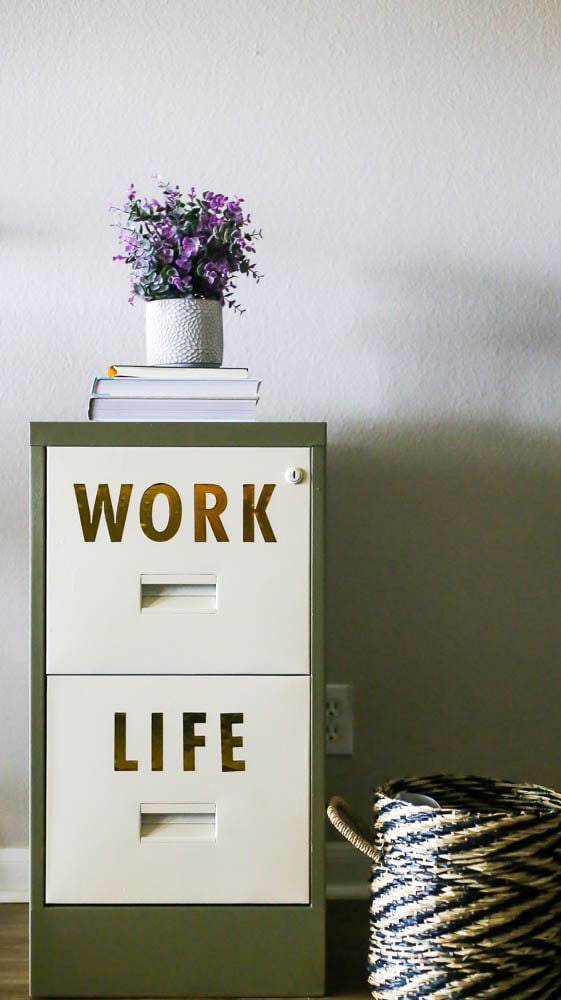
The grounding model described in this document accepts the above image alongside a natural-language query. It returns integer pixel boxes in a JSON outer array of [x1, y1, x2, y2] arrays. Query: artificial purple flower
[[180, 236, 200, 258], [202, 257, 229, 297], [226, 199, 244, 223], [164, 184, 180, 210], [111, 176, 262, 310], [176, 256, 193, 277], [120, 231, 140, 255], [166, 268, 184, 292], [156, 246, 174, 264], [198, 211, 223, 235], [204, 191, 228, 211], [203, 265, 217, 286], [159, 222, 176, 240]]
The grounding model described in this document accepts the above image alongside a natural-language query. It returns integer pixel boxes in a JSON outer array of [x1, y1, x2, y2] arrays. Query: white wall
[[2, 0, 561, 847]]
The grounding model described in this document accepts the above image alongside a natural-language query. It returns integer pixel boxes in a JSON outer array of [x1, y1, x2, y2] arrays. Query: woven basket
[[327, 774, 561, 999]]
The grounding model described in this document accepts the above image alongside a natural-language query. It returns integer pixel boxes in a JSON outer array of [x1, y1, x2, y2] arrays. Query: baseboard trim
[[0, 848, 29, 902], [0, 844, 368, 903]]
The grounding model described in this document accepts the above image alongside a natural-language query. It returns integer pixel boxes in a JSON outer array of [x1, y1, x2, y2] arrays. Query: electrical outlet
[[325, 683, 353, 755]]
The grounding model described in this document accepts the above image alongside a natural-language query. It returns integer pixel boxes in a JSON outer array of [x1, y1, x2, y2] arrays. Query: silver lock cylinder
[[285, 466, 305, 484]]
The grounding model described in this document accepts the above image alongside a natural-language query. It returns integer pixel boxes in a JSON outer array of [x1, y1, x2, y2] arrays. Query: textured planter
[[145, 297, 224, 366]]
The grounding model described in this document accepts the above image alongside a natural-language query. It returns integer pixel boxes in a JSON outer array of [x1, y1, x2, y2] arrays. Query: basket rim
[[375, 772, 561, 819]]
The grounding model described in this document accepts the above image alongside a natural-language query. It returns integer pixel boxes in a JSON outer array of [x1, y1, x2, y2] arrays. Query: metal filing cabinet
[[30, 422, 325, 997]]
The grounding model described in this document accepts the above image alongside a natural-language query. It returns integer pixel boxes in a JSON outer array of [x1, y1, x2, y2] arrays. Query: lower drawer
[[45, 674, 310, 904]]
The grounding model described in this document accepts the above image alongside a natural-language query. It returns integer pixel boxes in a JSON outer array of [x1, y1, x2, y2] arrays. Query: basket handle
[[327, 795, 379, 861]]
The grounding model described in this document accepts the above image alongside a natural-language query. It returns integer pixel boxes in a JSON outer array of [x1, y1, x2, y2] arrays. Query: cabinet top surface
[[30, 421, 326, 447]]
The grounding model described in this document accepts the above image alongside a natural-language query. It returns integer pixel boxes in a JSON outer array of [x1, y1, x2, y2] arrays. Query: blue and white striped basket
[[327, 774, 561, 999]]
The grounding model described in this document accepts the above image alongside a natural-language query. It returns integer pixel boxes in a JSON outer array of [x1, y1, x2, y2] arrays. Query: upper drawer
[[46, 446, 311, 674]]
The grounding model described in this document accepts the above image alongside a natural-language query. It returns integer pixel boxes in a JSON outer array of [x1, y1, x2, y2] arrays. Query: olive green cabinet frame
[[30, 422, 326, 998]]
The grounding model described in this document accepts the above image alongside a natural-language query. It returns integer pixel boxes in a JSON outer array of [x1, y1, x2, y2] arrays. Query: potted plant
[[111, 176, 262, 366]]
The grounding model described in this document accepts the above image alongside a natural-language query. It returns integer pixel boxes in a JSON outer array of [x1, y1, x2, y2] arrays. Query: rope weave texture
[[329, 774, 561, 999]]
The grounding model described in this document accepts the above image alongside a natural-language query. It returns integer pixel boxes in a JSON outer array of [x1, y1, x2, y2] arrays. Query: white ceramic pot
[[145, 297, 224, 366]]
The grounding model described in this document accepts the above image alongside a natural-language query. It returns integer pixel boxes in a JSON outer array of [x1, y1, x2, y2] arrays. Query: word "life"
[[74, 482, 276, 543], [114, 711, 246, 773]]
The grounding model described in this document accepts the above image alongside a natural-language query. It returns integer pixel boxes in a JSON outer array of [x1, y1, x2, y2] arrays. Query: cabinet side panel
[[310, 442, 326, 919], [30, 444, 46, 911]]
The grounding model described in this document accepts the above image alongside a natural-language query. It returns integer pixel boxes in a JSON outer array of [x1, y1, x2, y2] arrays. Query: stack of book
[[88, 365, 261, 422]]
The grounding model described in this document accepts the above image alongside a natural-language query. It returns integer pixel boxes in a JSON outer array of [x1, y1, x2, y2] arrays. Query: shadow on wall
[[325, 421, 561, 819], [356, 255, 561, 427]]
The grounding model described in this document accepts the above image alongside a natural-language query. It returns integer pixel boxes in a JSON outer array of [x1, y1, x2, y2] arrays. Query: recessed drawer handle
[[140, 574, 217, 613], [140, 802, 217, 841]]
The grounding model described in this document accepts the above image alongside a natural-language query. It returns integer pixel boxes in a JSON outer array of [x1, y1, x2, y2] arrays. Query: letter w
[[73, 483, 133, 542]]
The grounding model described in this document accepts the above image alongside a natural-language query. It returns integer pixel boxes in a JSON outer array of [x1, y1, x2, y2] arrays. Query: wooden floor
[[0, 901, 370, 999]]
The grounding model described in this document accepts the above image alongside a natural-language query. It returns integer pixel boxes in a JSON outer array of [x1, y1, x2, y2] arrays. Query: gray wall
[[327, 422, 561, 823], [2, 0, 561, 845]]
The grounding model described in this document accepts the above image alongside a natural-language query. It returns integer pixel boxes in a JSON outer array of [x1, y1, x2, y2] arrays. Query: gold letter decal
[[74, 483, 132, 542], [194, 484, 229, 542], [243, 484, 276, 542], [221, 713, 246, 772], [151, 712, 163, 771], [114, 712, 138, 771], [183, 713, 206, 771], [140, 483, 182, 541]]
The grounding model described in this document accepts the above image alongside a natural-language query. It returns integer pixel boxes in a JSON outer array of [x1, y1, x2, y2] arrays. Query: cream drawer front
[[45, 675, 310, 904], [46, 447, 310, 674]]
